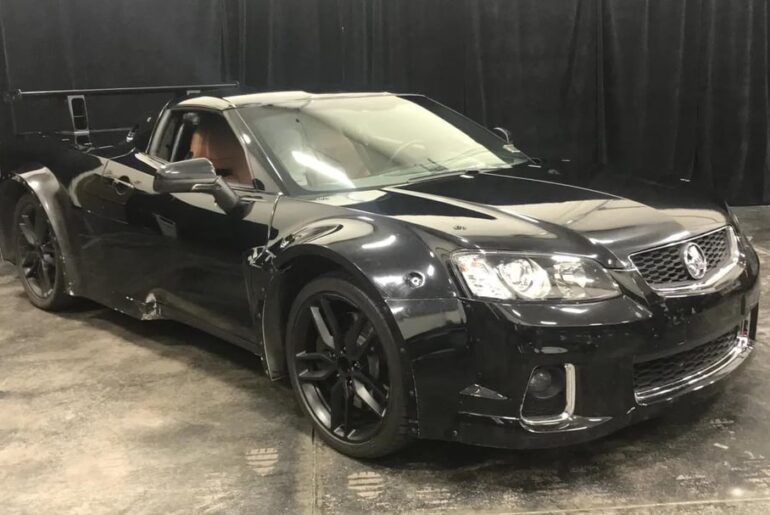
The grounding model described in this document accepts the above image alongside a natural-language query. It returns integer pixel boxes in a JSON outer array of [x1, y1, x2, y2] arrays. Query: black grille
[[630, 228, 730, 287], [633, 330, 738, 393]]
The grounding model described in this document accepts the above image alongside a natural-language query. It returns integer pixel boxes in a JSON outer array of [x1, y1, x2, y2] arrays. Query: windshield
[[238, 94, 527, 193]]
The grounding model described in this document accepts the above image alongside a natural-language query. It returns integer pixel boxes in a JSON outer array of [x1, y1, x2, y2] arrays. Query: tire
[[286, 273, 414, 458], [13, 194, 73, 311]]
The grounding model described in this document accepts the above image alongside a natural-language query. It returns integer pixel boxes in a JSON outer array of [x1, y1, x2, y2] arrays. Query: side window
[[150, 110, 254, 187], [150, 111, 198, 163]]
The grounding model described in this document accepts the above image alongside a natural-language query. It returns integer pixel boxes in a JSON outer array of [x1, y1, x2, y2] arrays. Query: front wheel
[[286, 274, 413, 458], [13, 194, 72, 311]]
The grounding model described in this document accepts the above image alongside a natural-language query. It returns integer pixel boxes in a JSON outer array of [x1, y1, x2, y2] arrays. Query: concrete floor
[[0, 207, 769, 515]]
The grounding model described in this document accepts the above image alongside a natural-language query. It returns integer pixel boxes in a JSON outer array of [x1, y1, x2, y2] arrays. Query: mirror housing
[[154, 158, 217, 192], [492, 127, 512, 143], [154, 158, 241, 212]]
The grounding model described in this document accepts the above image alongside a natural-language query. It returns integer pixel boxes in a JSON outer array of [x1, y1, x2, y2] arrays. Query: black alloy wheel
[[296, 292, 389, 441], [13, 194, 71, 310], [286, 275, 412, 458]]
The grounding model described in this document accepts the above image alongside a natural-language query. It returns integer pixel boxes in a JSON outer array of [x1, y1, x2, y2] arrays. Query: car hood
[[307, 166, 730, 268]]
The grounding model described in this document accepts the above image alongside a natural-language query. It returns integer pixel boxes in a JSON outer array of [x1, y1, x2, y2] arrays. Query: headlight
[[452, 252, 620, 301]]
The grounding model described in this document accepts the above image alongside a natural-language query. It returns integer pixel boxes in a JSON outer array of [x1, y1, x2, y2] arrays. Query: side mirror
[[154, 158, 241, 212], [492, 127, 512, 143]]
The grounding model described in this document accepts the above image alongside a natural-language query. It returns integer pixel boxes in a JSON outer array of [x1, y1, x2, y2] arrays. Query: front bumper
[[391, 241, 761, 449], [454, 334, 755, 450]]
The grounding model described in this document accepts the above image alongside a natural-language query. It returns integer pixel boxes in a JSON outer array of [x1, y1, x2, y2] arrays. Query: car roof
[[175, 91, 401, 111]]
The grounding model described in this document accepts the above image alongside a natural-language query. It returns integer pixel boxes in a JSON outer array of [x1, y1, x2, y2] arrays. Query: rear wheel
[[286, 274, 413, 458], [13, 194, 72, 311]]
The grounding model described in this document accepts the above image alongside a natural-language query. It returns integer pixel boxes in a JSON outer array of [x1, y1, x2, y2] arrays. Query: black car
[[0, 90, 760, 458]]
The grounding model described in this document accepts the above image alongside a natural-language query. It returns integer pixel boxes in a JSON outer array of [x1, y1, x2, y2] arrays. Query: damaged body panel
[[0, 90, 761, 456]]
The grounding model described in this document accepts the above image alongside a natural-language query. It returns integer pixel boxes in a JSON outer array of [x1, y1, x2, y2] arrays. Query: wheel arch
[[0, 179, 27, 262], [260, 243, 422, 440], [261, 244, 394, 380], [258, 209, 460, 381], [0, 166, 81, 293]]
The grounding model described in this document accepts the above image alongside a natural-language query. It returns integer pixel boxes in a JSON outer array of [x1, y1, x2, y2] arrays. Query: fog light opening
[[521, 364, 575, 422], [527, 366, 566, 400]]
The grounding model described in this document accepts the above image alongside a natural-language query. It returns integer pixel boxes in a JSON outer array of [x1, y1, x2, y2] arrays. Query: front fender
[[271, 215, 458, 301], [259, 202, 467, 381]]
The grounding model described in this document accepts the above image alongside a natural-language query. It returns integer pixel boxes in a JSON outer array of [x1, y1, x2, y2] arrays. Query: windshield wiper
[[405, 163, 518, 183], [380, 161, 446, 178], [405, 169, 476, 183]]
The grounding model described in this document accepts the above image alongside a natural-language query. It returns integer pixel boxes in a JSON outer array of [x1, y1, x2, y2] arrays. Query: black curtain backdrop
[[237, 0, 770, 205], [1, 0, 769, 205], [0, 4, 11, 145], [0, 0, 230, 135]]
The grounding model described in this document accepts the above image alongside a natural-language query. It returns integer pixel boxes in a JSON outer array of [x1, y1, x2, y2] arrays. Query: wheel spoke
[[352, 378, 385, 418], [310, 306, 336, 350], [296, 351, 335, 366], [33, 206, 48, 244], [41, 252, 56, 266], [20, 250, 37, 268], [352, 370, 387, 400], [343, 386, 351, 437], [18, 214, 38, 246], [311, 297, 343, 352], [344, 314, 367, 358], [296, 352, 337, 382], [23, 260, 39, 279], [319, 297, 343, 352], [38, 262, 53, 293], [329, 379, 352, 434], [298, 367, 336, 382], [351, 330, 377, 361]]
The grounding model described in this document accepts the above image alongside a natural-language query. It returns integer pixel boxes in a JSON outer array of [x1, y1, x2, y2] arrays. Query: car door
[[92, 106, 279, 347]]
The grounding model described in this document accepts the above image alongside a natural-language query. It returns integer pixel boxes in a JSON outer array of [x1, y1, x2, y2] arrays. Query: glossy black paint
[[0, 92, 760, 449]]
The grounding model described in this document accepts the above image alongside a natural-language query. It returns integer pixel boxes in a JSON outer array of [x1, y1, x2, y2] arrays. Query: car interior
[[154, 111, 253, 186]]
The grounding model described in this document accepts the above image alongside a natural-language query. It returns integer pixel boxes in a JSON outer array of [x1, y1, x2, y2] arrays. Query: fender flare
[[259, 243, 391, 379], [273, 243, 380, 290], [9, 167, 81, 294], [257, 214, 459, 380]]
